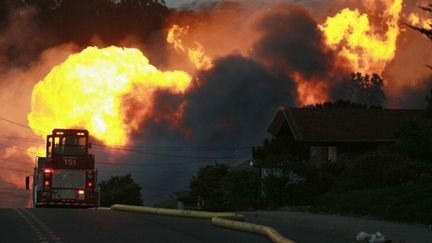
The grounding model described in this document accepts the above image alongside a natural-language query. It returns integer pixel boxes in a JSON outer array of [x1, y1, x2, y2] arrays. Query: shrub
[[190, 164, 230, 211], [313, 183, 432, 224], [336, 150, 431, 190], [99, 174, 143, 207], [224, 170, 260, 210]]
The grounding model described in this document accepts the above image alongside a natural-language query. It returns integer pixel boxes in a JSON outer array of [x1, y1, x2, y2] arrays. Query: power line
[[0, 165, 33, 174], [93, 144, 239, 160], [0, 180, 23, 187], [0, 115, 250, 151], [0, 116, 46, 134], [0, 190, 29, 199], [2, 194, 27, 198], [93, 143, 253, 151], [0, 157, 34, 165], [97, 158, 220, 167], [0, 115, 251, 159], [0, 198, 29, 205], [0, 135, 45, 143], [0, 143, 43, 156]]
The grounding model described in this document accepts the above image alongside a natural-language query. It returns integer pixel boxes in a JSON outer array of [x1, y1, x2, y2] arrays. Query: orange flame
[[293, 73, 329, 106], [167, 25, 213, 70], [28, 46, 191, 146], [319, 0, 403, 74], [407, 12, 431, 29]]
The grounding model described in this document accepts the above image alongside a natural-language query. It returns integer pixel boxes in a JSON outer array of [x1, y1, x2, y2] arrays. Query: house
[[153, 191, 197, 210], [228, 158, 256, 170], [267, 107, 429, 167], [169, 191, 197, 210]]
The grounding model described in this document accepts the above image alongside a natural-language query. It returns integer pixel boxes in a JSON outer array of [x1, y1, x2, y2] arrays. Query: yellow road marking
[[14, 208, 63, 243]]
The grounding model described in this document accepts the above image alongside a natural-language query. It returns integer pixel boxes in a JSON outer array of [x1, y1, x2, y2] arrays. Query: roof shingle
[[268, 107, 430, 143]]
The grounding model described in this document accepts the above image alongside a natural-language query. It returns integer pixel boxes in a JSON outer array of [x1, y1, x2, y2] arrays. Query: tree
[[426, 89, 432, 118], [262, 173, 290, 207], [224, 170, 260, 210], [409, 3, 432, 40], [407, 3, 432, 69], [332, 72, 386, 107], [190, 163, 230, 211], [190, 163, 260, 211], [313, 99, 368, 109], [99, 174, 143, 207], [349, 72, 386, 107], [336, 150, 432, 190], [392, 120, 432, 163]]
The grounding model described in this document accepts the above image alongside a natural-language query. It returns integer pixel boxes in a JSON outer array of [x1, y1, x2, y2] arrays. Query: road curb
[[110, 204, 244, 220], [212, 217, 296, 243]]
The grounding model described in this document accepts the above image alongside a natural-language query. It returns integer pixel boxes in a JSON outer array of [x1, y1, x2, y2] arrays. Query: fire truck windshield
[[53, 135, 86, 156]]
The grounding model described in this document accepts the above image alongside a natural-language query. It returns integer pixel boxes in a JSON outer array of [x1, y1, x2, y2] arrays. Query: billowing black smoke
[[182, 55, 296, 146], [126, 55, 297, 203], [0, 0, 169, 67], [251, 5, 339, 79], [391, 74, 432, 109]]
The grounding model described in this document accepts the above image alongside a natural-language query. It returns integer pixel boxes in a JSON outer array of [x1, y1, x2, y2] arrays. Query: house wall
[[309, 146, 337, 167]]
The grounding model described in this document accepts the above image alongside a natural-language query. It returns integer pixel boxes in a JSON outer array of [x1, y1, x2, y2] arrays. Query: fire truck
[[26, 129, 99, 207]]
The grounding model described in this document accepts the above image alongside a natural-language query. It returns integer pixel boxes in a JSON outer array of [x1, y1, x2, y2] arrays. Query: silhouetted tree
[[224, 169, 260, 210], [99, 174, 143, 207], [349, 72, 386, 106], [390, 119, 432, 163], [332, 72, 386, 107], [427, 89, 432, 118], [407, 3, 432, 69], [408, 3, 432, 40], [313, 99, 369, 109], [190, 163, 260, 211], [190, 163, 230, 211], [336, 150, 431, 190]]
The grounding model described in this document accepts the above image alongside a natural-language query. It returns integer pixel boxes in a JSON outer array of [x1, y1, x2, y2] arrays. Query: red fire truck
[[26, 129, 99, 207]]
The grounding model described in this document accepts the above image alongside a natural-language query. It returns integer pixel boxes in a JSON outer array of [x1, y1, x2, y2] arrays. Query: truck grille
[[52, 169, 85, 188], [52, 189, 76, 199]]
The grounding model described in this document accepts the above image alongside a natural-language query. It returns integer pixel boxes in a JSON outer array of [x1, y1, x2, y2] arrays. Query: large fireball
[[319, 0, 403, 74], [28, 46, 191, 146]]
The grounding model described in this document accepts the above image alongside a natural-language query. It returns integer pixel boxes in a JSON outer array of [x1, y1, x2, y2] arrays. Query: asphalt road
[[0, 208, 268, 243], [0, 208, 358, 243]]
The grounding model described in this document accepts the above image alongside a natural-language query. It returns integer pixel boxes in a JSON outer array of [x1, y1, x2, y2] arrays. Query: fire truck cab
[[27, 129, 99, 207]]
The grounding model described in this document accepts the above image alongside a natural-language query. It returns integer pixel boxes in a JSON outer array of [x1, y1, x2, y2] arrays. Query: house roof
[[228, 158, 255, 169], [169, 191, 192, 200], [267, 107, 429, 143]]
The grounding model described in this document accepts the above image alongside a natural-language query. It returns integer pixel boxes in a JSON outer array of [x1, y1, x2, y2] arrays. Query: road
[[245, 211, 432, 243], [0, 208, 361, 243], [0, 208, 270, 243]]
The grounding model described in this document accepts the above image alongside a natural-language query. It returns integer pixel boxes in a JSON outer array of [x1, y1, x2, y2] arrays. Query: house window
[[328, 146, 337, 161]]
